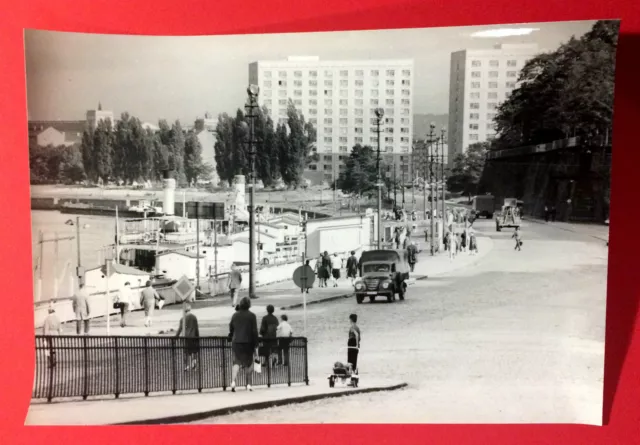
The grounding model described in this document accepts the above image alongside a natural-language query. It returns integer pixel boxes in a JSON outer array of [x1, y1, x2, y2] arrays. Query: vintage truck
[[472, 194, 495, 219], [495, 198, 522, 231], [354, 249, 410, 304]]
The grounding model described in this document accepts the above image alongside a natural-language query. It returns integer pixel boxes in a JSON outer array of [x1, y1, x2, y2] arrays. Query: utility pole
[[244, 84, 260, 299], [402, 161, 406, 208], [393, 167, 397, 208], [411, 143, 415, 210], [441, 127, 447, 233], [428, 123, 436, 256], [375, 108, 385, 249], [76, 216, 83, 286]]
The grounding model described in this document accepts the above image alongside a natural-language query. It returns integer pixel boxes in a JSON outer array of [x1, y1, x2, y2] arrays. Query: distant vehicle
[[472, 194, 495, 219], [496, 198, 521, 232], [354, 249, 410, 304], [128, 200, 162, 215]]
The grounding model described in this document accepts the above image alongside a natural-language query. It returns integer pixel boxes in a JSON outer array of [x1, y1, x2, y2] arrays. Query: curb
[[522, 217, 609, 242], [112, 382, 408, 425], [423, 236, 494, 277], [281, 292, 353, 310]]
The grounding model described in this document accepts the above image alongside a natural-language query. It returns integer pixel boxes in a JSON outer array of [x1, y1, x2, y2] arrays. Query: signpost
[[292, 264, 315, 338], [174, 275, 195, 303], [186, 202, 225, 298], [101, 257, 116, 335]]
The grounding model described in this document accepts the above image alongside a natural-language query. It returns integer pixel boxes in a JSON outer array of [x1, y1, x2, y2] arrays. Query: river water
[[31, 210, 117, 301]]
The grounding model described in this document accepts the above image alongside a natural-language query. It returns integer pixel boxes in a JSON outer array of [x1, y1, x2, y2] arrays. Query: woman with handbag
[[229, 296, 259, 392], [115, 282, 134, 328]]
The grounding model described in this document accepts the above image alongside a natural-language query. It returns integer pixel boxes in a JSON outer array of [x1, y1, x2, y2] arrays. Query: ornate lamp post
[[242, 84, 260, 299], [375, 108, 384, 249]]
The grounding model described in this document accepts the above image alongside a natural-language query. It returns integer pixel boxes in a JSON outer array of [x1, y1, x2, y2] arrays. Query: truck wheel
[[356, 295, 364, 304], [399, 283, 406, 300], [387, 294, 393, 303], [496, 223, 501, 232], [488, 213, 493, 219], [369, 296, 376, 303]]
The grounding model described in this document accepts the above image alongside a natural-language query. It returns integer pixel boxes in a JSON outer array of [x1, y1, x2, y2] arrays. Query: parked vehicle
[[354, 249, 410, 304], [495, 198, 521, 232], [472, 194, 495, 219]]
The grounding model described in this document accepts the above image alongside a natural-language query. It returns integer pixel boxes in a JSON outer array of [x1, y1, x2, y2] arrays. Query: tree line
[[214, 100, 317, 188], [30, 113, 212, 186]]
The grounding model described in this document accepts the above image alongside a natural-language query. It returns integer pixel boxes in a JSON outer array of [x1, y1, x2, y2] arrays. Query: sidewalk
[[26, 378, 407, 425], [523, 216, 609, 242], [40, 237, 495, 337]]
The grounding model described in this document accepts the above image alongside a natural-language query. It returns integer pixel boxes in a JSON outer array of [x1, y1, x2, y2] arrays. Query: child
[[276, 314, 293, 366], [512, 227, 522, 251]]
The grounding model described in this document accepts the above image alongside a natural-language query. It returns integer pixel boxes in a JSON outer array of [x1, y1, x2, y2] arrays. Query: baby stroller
[[328, 347, 360, 388]]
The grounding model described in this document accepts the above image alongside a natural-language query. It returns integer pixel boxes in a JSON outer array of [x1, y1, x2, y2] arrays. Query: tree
[[169, 120, 186, 185], [214, 113, 236, 186], [113, 113, 132, 183], [447, 142, 489, 199], [338, 144, 384, 198], [255, 106, 279, 187], [494, 20, 619, 149], [92, 119, 114, 182], [80, 128, 95, 181], [184, 131, 212, 185], [152, 133, 169, 181], [60, 144, 86, 183]]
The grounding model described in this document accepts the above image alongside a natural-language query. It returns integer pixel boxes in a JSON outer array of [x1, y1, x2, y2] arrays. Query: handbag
[[253, 350, 262, 373]]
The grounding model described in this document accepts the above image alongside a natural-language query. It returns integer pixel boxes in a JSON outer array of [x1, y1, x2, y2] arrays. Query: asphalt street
[[193, 219, 608, 425]]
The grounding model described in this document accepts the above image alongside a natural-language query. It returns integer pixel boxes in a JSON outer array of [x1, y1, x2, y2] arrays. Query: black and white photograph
[[25, 20, 618, 425]]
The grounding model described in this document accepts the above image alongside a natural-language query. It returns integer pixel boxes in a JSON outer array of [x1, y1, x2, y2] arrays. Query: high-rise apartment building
[[447, 44, 539, 166], [249, 56, 414, 184]]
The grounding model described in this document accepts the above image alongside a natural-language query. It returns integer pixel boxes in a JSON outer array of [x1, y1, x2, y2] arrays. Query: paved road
[[193, 219, 608, 425]]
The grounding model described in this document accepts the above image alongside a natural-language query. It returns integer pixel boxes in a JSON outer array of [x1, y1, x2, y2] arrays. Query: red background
[[1, 0, 639, 443]]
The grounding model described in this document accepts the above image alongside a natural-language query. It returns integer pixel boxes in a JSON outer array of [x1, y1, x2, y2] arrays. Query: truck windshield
[[363, 264, 390, 273]]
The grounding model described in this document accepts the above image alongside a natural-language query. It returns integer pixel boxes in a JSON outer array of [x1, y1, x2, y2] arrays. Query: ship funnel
[[162, 170, 176, 216]]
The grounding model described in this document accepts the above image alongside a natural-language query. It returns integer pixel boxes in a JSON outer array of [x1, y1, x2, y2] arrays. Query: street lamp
[[428, 122, 436, 256], [375, 108, 384, 249], [440, 127, 447, 233], [243, 84, 260, 299]]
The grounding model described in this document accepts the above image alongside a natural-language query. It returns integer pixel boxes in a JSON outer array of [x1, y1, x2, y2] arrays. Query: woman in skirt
[[228, 297, 259, 392], [347, 314, 361, 374]]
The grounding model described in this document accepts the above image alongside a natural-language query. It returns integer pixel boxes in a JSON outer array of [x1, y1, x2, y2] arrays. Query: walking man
[[176, 304, 200, 371], [140, 280, 161, 327], [43, 303, 62, 368], [228, 264, 243, 307], [407, 241, 418, 273], [512, 227, 523, 251], [346, 251, 359, 285], [117, 281, 134, 328], [72, 283, 91, 335]]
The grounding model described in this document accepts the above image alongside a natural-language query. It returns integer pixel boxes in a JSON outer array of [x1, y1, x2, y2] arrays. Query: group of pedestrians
[[315, 251, 345, 288], [445, 227, 479, 261]]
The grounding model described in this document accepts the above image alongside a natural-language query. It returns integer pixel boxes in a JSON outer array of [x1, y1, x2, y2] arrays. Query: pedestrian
[[407, 241, 418, 272], [469, 231, 479, 255], [322, 251, 333, 287], [346, 251, 359, 285], [43, 303, 62, 368], [449, 233, 457, 261], [315, 254, 326, 287], [260, 304, 279, 367], [140, 280, 161, 327], [276, 314, 293, 366], [512, 227, 523, 251], [228, 264, 243, 307], [347, 313, 361, 374], [460, 230, 467, 253], [229, 296, 259, 392], [551, 206, 557, 222], [115, 281, 134, 328], [175, 303, 200, 371], [331, 253, 341, 287], [303, 259, 312, 293], [72, 283, 91, 335]]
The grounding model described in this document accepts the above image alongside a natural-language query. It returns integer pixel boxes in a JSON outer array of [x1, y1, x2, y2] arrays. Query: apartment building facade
[[249, 56, 415, 185], [447, 43, 539, 166]]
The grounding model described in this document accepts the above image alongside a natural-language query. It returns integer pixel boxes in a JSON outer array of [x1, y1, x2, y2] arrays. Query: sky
[[25, 20, 596, 125]]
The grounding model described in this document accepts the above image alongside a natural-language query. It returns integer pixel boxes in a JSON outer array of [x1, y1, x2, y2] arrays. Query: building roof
[[87, 262, 150, 276], [29, 120, 86, 135], [157, 250, 205, 259]]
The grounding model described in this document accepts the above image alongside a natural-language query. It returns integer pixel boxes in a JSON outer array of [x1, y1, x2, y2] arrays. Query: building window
[[370, 127, 378, 133], [340, 109, 348, 116], [355, 70, 364, 77], [471, 71, 481, 78], [507, 71, 518, 78], [355, 108, 363, 116], [386, 99, 395, 106], [294, 70, 302, 77], [278, 90, 286, 97], [355, 127, 363, 134], [402, 89, 410, 96], [371, 90, 379, 97], [339, 136, 348, 143], [264, 99, 272, 106], [370, 118, 378, 125], [469, 134, 479, 141], [339, 127, 348, 135], [264, 71, 272, 78], [309, 80, 318, 87], [340, 90, 348, 97], [401, 118, 410, 125], [355, 118, 363, 125], [324, 80, 333, 87], [470, 92, 480, 99], [386, 127, 394, 134], [278, 80, 287, 86], [279, 108, 287, 115], [278, 71, 287, 78], [488, 71, 499, 78], [325, 109, 333, 115], [340, 118, 348, 125], [487, 123, 496, 130], [386, 69, 395, 76], [400, 127, 410, 134], [310, 70, 318, 77], [324, 136, 333, 143], [487, 113, 497, 120], [340, 70, 349, 77], [506, 81, 516, 88], [385, 108, 395, 116], [339, 146, 348, 153], [324, 128, 333, 134], [400, 137, 409, 143], [355, 99, 363, 106], [370, 99, 379, 106], [294, 90, 302, 96], [340, 79, 348, 87], [324, 70, 333, 77], [371, 70, 379, 76], [324, 90, 332, 96], [401, 99, 410, 106], [309, 99, 317, 106], [385, 118, 394, 125], [386, 79, 395, 86], [385, 136, 394, 143], [469, 123, 479, 130], [385, 146, 393, 153], [323, 165, 332, 171], [471, 60, 481, 67], [402, 69, 411, 76], [309, 109, 317, 115], [325, 99, 333, 106], [309, 118, 317, 124], [470, 102, 480, 109], [264, 80, 272, 88], [469, 113, 479, 120], [294, 80, 303, 87], [279, 99, 287, 105], [308, 164, 317, 171], [471, 82, 480, 88], [386, 89, 394, 96], [355, 90, 363, 97], [324, 118, 333, 125], [400, 108, 409, 116], [507, 60, 517, 67], [489, 60, 499, 67], [370, 137, 378, 143], [339, 99, 348, 106], [487, 102, 498, 110], [355, 137, 363, 143], [488, 92, 498, 99], [401, 79, 410, 86], [355, 79, 364, 87]]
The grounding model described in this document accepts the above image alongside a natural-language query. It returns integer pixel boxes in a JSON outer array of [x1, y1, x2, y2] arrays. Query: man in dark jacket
[[346, 251, 358, 285], [176, 304, 200, 371], [407, 242, 418, 272], [260, 305, 279, 366]]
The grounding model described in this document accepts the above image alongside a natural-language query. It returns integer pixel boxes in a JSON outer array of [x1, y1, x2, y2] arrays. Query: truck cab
[[354, 250, 409, 304]]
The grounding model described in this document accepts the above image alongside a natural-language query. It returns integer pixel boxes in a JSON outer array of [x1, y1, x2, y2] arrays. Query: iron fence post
[[46, 337, 54, 402], [114, 336, 120, 399], [171, 337, 177, 395], [304, 337, 309, 385], [286, 339, 292, 387], [197, 338, 203, 393], [221, 338, 227, 391], [267, 342, 272, 388], [144, 337, 149, 396]]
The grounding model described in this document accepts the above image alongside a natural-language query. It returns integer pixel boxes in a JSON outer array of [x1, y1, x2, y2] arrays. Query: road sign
[[186, 202, 225, 220], [174, 275, 195, 302], [292, 265, 315, 290]]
